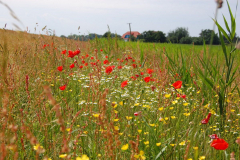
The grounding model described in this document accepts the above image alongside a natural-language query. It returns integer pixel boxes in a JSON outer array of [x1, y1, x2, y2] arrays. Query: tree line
[[136, 27, 238, 45], [61, 27, 239, 45], [60, 31, 121, 41]]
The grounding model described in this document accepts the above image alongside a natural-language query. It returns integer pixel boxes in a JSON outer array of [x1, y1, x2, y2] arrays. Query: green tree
[[167, 27, 189, 43], [199, 29, 220, 44], [103, 31, 111, 38], [138, 30, 166, 43], [180, 37, 192, 44], [192, 37, 203, 45]]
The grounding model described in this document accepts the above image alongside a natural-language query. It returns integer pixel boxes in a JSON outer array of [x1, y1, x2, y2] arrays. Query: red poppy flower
[[209, 134, 219, 139], [105, 56, 108, 58], [74, 49, 80, 56], [79, 65, 83, 69], [85, 54, 89, 58], [132, 59, 135, 62], [134, 111, 141, 116], [57, 66, 63, 71], [181, 95, 186, 99], [103, 60, 109, 64], [147, 68, 154, 74], [91, 57, 94, 60], [201, 112, 211, 124], [144, 77, 151, 83], [105, 66, 115, 74], [70, 63, 75, 69], [211, 138, 229, 150], [172, 81, 182, 89], [61, 50, 66, 54], [43, 44, 49, 49], [174, 73, 179, 77], [132, 64, 137, 68], [100, 49, 103, 52], [118, 66, 123, 69], [135, 74, 139, 78], [68, 50, 75, 58], [84, 63, 88, 66], [82, 60, 85, 64], [59, 85, 66, 90], [140, 72, 144, 75], [121, 80, 128, 88]]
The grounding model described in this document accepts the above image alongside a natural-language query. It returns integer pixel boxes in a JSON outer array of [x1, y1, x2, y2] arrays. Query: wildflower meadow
[[1, 1, 240, 160]]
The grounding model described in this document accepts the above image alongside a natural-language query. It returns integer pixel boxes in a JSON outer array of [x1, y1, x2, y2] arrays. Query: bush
[[180, 37, 192, 44]]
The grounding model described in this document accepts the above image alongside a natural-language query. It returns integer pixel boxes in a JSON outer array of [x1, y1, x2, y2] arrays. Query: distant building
[[121, 31, 141, 41]]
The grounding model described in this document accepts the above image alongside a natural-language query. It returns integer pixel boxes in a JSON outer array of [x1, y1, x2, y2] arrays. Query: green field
[[1, 3, 240, 158], [1, 27, 240, 160]]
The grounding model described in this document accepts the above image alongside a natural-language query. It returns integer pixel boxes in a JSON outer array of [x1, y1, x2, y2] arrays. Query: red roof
[[121, 31, 141, 39]]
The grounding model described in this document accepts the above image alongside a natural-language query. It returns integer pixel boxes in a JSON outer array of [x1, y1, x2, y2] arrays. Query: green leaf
[[141, 58, 147, 68], [218, 28, 228, 67], [213, 19, 231, 43], [197, 69, 215, 91], [226, 0, 236, 40], [227, 66, 238, 87], [155, 146, 167, 160], [140, 48, 144, 64], [223, 15, 231, 34]]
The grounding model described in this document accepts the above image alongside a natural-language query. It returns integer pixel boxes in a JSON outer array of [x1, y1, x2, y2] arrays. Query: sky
[[0, 0, 239, 37]]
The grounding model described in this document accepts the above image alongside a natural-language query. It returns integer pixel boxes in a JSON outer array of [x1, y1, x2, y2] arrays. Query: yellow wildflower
[[92, 113, 99, 118], [121, 144, 129, 150], [143, 105, 150, 108], [119, 101, 123, 106], [114, 126, 119, 130], [144, 141, 149, 145], [126, 116, 133, 120], [184, 113, 190, 116], [179, 141, 185, 145], [172, 100, 178, 104], [204, 104, 209, 109], [76, 154, 89, 160], [66, 128, 71, 132], [158, 107, 164, 111], [199, 156, 205, 160], [59, 154, 67, 158], [156, 143, 161, 146], [134, 103, 140, 106], [165, 94, 171, 98]]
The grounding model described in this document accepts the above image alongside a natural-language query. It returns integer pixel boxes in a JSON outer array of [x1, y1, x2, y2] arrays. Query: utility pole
[[127, 23, 131, 41]]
